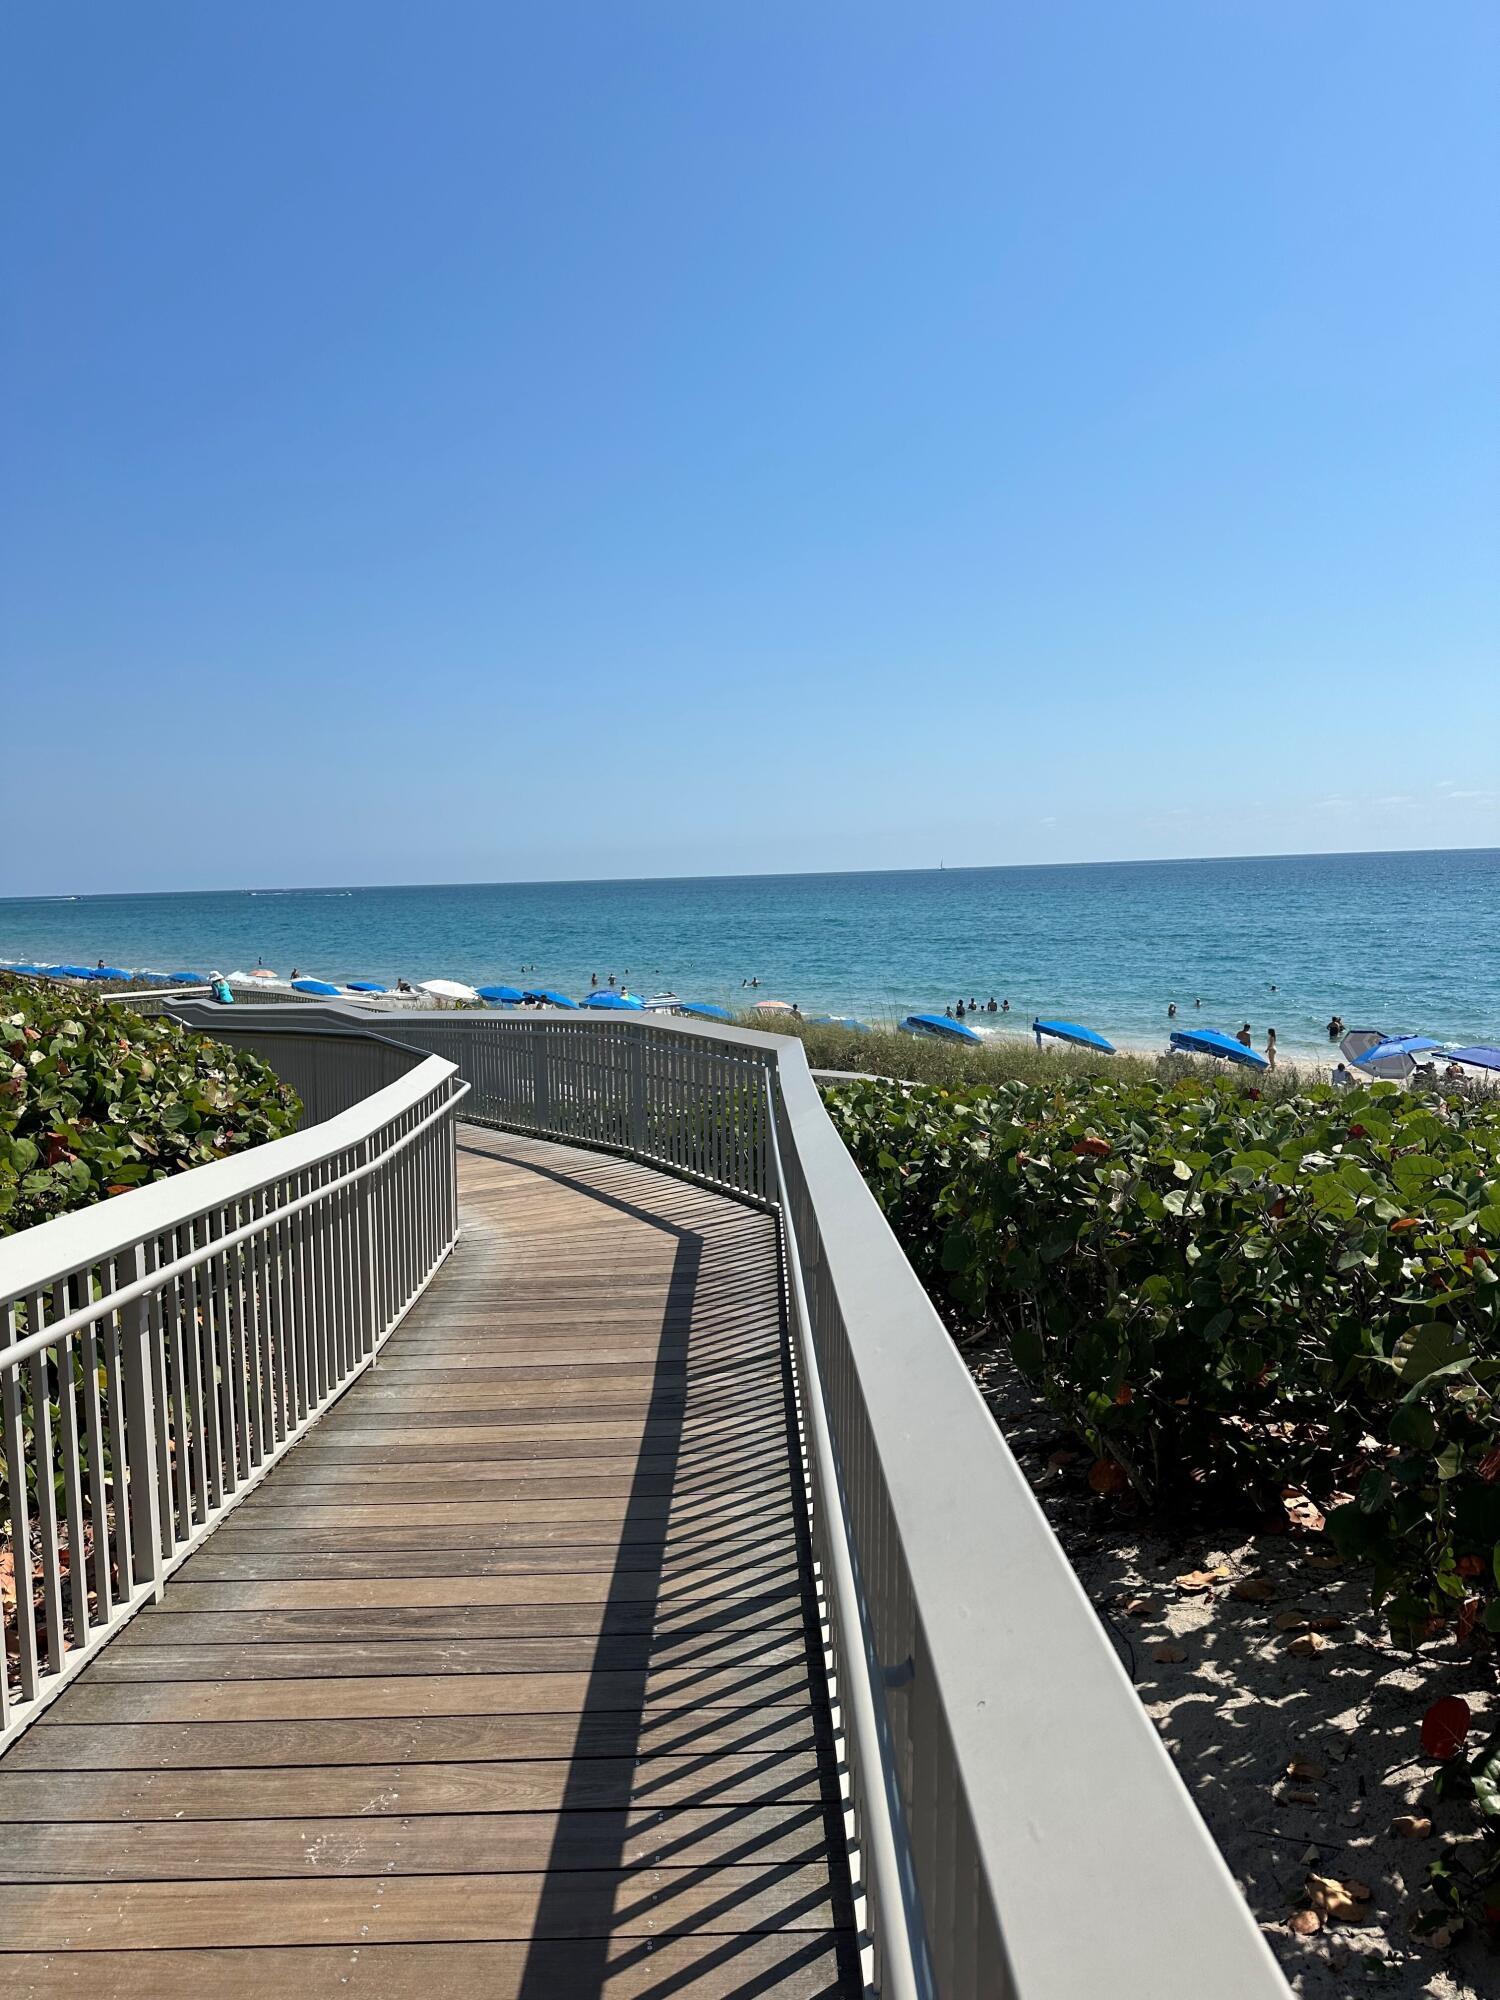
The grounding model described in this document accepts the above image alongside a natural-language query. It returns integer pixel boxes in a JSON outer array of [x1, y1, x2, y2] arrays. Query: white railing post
[[119, 1244, 165, 1602]]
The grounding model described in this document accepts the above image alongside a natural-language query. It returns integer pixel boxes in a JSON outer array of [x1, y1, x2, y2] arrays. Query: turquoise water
[[2, 849, 1497, 1062]]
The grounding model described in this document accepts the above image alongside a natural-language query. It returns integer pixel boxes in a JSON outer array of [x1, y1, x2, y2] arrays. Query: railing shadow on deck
[[453, 1137, 860, 2000]]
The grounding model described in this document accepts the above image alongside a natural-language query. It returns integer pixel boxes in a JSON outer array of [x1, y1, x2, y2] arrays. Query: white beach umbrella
[[752, 999, 795, 1013], [418, 978, 480, 1003]]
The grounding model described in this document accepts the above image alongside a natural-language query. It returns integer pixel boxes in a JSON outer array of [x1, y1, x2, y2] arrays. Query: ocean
[[3, 849, 1497, 1063]]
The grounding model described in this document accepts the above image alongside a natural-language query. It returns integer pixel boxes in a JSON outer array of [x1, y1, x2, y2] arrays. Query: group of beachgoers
[[947, 996, 1007, 1020]]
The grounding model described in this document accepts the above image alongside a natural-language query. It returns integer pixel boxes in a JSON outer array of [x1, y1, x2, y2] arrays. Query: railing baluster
[[75, 1271, 113, 1624], [119, 1245, 163, 1602], [52, 1279, 90, 1652], [26, 1291, 67, 1674], [1, 1300, 41, 1702]]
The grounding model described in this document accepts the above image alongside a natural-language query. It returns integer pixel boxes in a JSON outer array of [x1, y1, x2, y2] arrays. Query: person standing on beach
[[1265, 1028, 1277, 1069], [1237, 1022, 1253, 1049]]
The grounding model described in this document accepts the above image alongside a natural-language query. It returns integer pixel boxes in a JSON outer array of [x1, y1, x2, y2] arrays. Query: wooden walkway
[[0, 1130, 860, 1998]]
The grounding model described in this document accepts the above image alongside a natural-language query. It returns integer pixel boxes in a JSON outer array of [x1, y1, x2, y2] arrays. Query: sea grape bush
[[0, 974, 300, 1234], [823, 1070, 1500, 1647]]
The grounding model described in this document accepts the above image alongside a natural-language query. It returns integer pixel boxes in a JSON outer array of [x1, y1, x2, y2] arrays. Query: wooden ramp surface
[[0, 1129, 860, 1998]]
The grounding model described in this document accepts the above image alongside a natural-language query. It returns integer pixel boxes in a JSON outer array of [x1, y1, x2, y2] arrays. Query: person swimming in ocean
[[1167, 1002, 1177, 1019]]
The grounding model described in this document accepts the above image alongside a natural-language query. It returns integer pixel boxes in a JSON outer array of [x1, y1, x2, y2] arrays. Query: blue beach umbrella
[[584, 991, 645, 1010], [169, 972, 208, 984], [477, 985, 525, 1004], [1033, 1018, 1116, 1054], [1170, 1027, 1270, 1070], [827, 1017, 872, 1032], [87, 967, 131, 982], [43, 965, 94, 979], [292, 978, 341, 995], [902, 1012, 983, 1045], [524, 989, 579, 1009], [7, 964, 44, 976], [677, 1001, 731, 1021], [138, 971, 181, 984], [346, 980, 387, 994], [1443, 1046, 1500, 1073]]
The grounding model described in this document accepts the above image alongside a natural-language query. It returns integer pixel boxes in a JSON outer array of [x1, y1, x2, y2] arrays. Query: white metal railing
[[145, 1001, 1288, 2000], [0, 1050, 465, 1747]]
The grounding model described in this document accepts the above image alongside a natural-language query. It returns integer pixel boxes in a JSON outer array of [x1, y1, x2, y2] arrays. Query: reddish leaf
[[1478, 1447, 1500, 1484], [1420, 1695, 1471, 1761], [1088, 1457, 1129, 1495]]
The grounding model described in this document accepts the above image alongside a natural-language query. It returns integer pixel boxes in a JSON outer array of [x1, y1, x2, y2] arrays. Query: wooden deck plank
[[0, 1128, 857, 1995], [0, 1752, 831, 1819], [0, 1803, 837, 1880], [0, 1935, 858, 1999], [0, 1865, 850, 1946], [11, 1708, 829, 1769]]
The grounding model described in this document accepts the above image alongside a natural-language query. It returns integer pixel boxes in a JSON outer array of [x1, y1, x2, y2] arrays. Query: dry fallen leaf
[[1391, 1815, 1432, 1840], [1287, 1909, 1323, 1937], [1287, 1632, 1327, 1658], [1152, 1644, 1188, 1664], [1306, 1874, 1375, 1925], [1287, 1759, 1326, 1780], [1274, 1610, 1309, 1632], [1176, 1566, 1231, 1594], [1119, 1596, 1157, 1618], [1281, 1489, 1327, 1534], [1306, 1614, 1346, 1633], [1231, 1577, 1278, 1603], [1284, 1788, 1319, 1805]]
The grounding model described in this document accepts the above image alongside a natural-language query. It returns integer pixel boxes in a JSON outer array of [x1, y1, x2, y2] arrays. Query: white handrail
[[0, 1044, 465, 1747]]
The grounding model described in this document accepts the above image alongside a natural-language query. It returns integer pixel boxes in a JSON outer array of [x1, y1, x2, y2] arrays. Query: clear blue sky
[[4, 3, 1496, 894]]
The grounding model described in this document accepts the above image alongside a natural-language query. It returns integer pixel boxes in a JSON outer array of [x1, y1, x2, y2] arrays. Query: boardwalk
[[0, 1129, 860, 1998]]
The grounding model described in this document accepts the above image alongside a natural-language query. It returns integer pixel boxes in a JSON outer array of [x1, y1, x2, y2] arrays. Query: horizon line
[[2, 841, 1497, 905]]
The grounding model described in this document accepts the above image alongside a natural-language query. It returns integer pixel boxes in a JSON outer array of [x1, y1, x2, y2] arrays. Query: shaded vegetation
[[0, 972, 301, 1234]]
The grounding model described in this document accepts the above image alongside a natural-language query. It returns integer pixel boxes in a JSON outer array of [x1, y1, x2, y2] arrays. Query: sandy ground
[[973, 1347, 1496, 1999]]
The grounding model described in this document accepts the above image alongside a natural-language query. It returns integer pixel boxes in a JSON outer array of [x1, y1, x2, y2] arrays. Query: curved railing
[[0, 1042, 466, 1743], [2, 999, 1288, 2000]]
